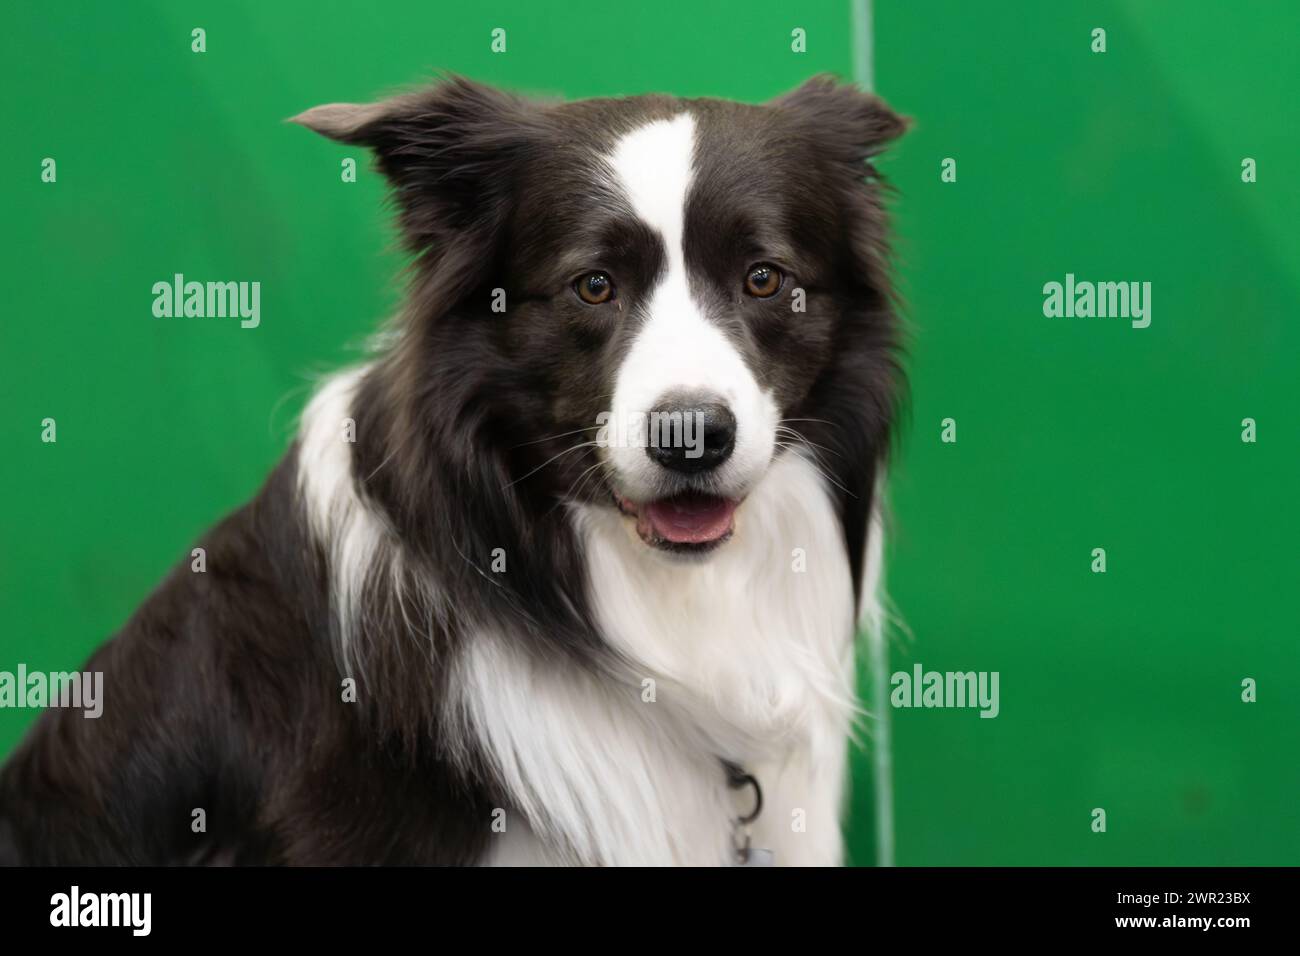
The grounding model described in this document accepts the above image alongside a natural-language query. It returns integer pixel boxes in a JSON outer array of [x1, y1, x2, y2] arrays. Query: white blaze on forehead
[[607, 113, 695, 268], [603, 113, 778, 503]]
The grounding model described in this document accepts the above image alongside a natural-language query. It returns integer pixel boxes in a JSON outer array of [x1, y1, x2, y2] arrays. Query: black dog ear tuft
[[289, 101, 391, 143], [291, 76, 547, 255], [772, 75, 909, 167]]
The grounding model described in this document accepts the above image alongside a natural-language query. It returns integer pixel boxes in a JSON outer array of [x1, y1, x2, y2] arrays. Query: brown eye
[[575, 271, 614, 305], [744, 263, 782, 298]]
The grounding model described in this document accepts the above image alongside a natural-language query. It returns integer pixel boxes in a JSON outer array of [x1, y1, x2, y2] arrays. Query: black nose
[[645, 395, 736, 473]]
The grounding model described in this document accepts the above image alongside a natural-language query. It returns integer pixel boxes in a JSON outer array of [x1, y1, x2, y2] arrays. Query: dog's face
[[295, 77, 903, 559]]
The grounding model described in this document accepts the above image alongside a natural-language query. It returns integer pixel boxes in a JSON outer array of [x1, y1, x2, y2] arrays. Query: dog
[[0, 75, 905, 865]]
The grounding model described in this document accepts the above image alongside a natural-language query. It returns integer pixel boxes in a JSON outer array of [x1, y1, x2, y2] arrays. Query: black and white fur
[[0, 76, 905, 866]]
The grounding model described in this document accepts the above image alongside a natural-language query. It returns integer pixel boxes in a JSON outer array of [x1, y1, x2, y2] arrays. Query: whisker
[[779, 417, 840, 428], [510, 425, 602, 450], [775, 439, 854, 498], [503, 441, 598, 489], [569, 460, 607, 504], [774, 425, 843, 459], [545, 454, 606, 520]]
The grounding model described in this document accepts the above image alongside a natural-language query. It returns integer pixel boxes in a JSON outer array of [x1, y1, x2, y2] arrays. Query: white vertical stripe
[[851, 0, 894, 868], [852, 0, 875, 93]]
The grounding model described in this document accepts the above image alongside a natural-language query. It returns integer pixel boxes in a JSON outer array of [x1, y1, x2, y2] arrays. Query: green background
[[2, 0, 1296, 865]]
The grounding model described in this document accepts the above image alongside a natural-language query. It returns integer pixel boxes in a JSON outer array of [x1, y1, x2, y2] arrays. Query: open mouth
[[615, 491, 739, 552]]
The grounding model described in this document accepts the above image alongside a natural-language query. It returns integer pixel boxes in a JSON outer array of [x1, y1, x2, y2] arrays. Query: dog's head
[[294, 76, 904, 562]]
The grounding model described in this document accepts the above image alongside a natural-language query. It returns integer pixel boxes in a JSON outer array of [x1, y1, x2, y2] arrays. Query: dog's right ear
[[289, 100, 388, 143], [291, 76, 545, 258]]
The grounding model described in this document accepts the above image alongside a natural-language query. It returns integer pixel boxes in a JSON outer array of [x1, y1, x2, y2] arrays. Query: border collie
[[0, 75, 905, 866]]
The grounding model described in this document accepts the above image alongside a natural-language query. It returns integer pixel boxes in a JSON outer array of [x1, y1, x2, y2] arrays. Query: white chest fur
[[465, 453, 860, 866]]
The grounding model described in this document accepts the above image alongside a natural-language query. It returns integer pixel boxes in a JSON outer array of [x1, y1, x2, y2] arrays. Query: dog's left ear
[[771, 75, 908, 169]]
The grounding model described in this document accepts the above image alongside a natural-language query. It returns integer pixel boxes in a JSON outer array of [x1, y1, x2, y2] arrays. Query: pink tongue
[[643, 494, 737, 544]]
